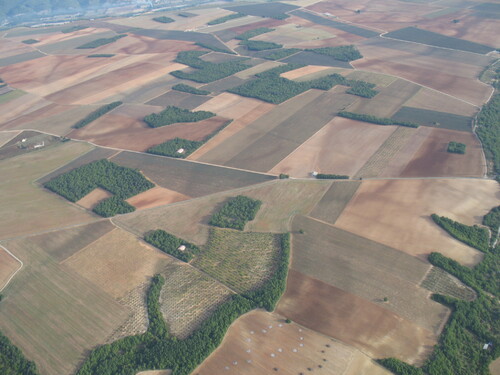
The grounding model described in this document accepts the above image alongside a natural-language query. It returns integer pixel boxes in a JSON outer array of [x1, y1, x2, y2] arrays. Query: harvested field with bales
[[196, 309, 392, 375], [277, 270, 439, 365], [335, 178, 499, 266]]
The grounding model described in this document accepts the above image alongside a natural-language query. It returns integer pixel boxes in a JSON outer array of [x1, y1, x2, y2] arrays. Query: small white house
[[178, 245, 186, 252], [483, 342, 492, 350], [311, 171, 318, 177], [177, 148, 185, 154], [33, 141, 45, 149]]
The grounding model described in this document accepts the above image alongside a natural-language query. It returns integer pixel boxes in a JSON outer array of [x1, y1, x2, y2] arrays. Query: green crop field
[[392, 107, 472, 132], [193, 228, 282, 293]]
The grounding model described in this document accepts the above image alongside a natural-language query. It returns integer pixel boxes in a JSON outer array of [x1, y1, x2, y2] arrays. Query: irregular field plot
[[335, 179, 499, 266], [0, 142, 95, 240], [76, 187, 112, 209], [63, 228, 173, 299], [291, 215, 447, 332], [400, 128, 486, 177], [159, 262, 233, 338], [309, 180, 361, 225], [110, 151, 274, 198], [146, 90, 211, 109], [404, 87, 478, 117], [0, 249, 20, 290], [196, 309, 392, 375], [28, 220, 115, 262], [0, 131, 19, 147], [277, 270, 439, 365], [392, 107, 472, 132], [115, 179, 327, 244], [0, 238, 128, 375], [126, 186, 190, 210], [193, 229, 281, 293], [269, 117, 396, 177]]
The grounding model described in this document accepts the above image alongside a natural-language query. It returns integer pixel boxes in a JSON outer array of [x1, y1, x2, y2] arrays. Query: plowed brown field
[[335, 179, 498, 266], [126, 186, 190, 210], [76, 187, 112, 209], [277, 270, 438, 365]]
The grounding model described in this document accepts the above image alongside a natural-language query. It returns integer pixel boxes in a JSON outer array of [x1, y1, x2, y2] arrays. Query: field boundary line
[[299, 8, 388, 33], [59, 225, 116, 265], [0, 243, 23, 292], [0, 130, 21, 148]]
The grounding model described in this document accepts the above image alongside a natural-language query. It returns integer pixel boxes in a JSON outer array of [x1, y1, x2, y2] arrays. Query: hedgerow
[[144, 230, 200, 263], [235, 27, 274, 40], [207, 13, 245, 25], [172, 84, 210, 95], [476, 93, 500, 174], [152, 16, 174, 23], [315, 174, 349, 179], [76, 34, 126, 49], [72, 101, 122, 128], [209, 195, 262, 230], [239, 40, 282, 51], [262, 48, 300, 60], [338, 111, 419, 128], [431, 214, 490, 252], [144, 106, 215, 128]]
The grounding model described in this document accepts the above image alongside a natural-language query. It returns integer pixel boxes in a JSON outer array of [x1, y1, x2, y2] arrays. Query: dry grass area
[[0, 141, 95, 240], [159, 262, 233, 338], [292, 215, 447, 332], [255, 23, 337, 47], [193, 228, 281, 294], [309, 180, 361, 225], [0, 93, 50, 128], [0, 236, 129, 375], [269, 117, 396, 178], [347, 78, 421, 117], [400, 128, 486, 178], [345, 70, 397, 87], [63, 228, 174, 299], [336, 178, 499, 266], [277, 270, 439, 365], [115, 179, 328, 245], [281, 65, 337, 80], [233, 60, 283, 80], [421, 267, 476, 302], [354, 126, 416, 178], [126, 186, 190, 210], [195, 309, 392, 375], [404, 87, 478, 117], [76, 187, 112, 209], [0, 247, 20, 290]]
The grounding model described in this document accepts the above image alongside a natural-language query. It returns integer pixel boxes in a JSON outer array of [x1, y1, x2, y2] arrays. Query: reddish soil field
[[21, 27, 110, 46], [335, 179, 499, 266], [46, 61, 188, 105], [196, 309, 392, 375], [0, 103, 75, 131], [277, 270, 438, 365], [400, 128, 486, 178], [126, 186, 190, 210], [352, 43, 492, 106], [76, 188, 112, 210], [69, 108, 229, 152], [269, 117, 396, 177], [0, 38, 33, 58], [0, 247, 21, 290], [0, 93, 51, 128], [306, 0, 443, 32], [91, 34, 200, 55]]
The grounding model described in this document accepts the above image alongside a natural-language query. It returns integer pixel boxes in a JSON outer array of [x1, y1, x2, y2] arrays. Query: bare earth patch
[[335, 179, 498, 266], [126, 186, 190, 210], [281, 65, 332, 80], [76, 187, 112, 210], [0, 247, 21, 290], [269, 117, 396, 178], [196, 309, 392, 375]]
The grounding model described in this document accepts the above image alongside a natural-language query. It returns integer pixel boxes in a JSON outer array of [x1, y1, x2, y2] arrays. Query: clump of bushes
[[152, 16, 174, 23], [447, 141, 466, 154], [431, 214, 490, 252], [144, 230, 199, 262], [147, 138, 203, 158], [22, 39, 39, 44], [209, 195, 262, 230], [77, 34, 126, 49], [144, 106, 215, 128], [483, 206, 500, 232], [307, 45, 363, 61]]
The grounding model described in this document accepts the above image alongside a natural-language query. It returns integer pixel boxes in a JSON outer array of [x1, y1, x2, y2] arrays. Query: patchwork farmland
[[0, 1, 498, 375]]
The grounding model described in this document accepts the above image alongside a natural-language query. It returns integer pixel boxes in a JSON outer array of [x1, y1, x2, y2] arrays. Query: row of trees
[[306, 45, 363, 62], [194, 42, 233, 54], [235, 27, 274, 40], [0, 331, 39, 375], [263, 48, 300, 60], [144, 229, 200, 262], [172, 83, 210, 95], [144, 106, 215, 128], [379, 207, 499, 374], [431, 214, 490, 252], [209, 195, 262, 230], [72, 101, 122, 128], [338, 111, 419, 128], [61, 25, 87, 33], [315, 174, 349, 179], [77, 232, 291, 375], [475, 93, 500, 174], [207, 12, 245, 25], [87, 54, 115, 58], [239, 40, 282, 51], [172, 50, 250, 83], [447, 141, 466, 154], [76, 34, 126, 49]]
